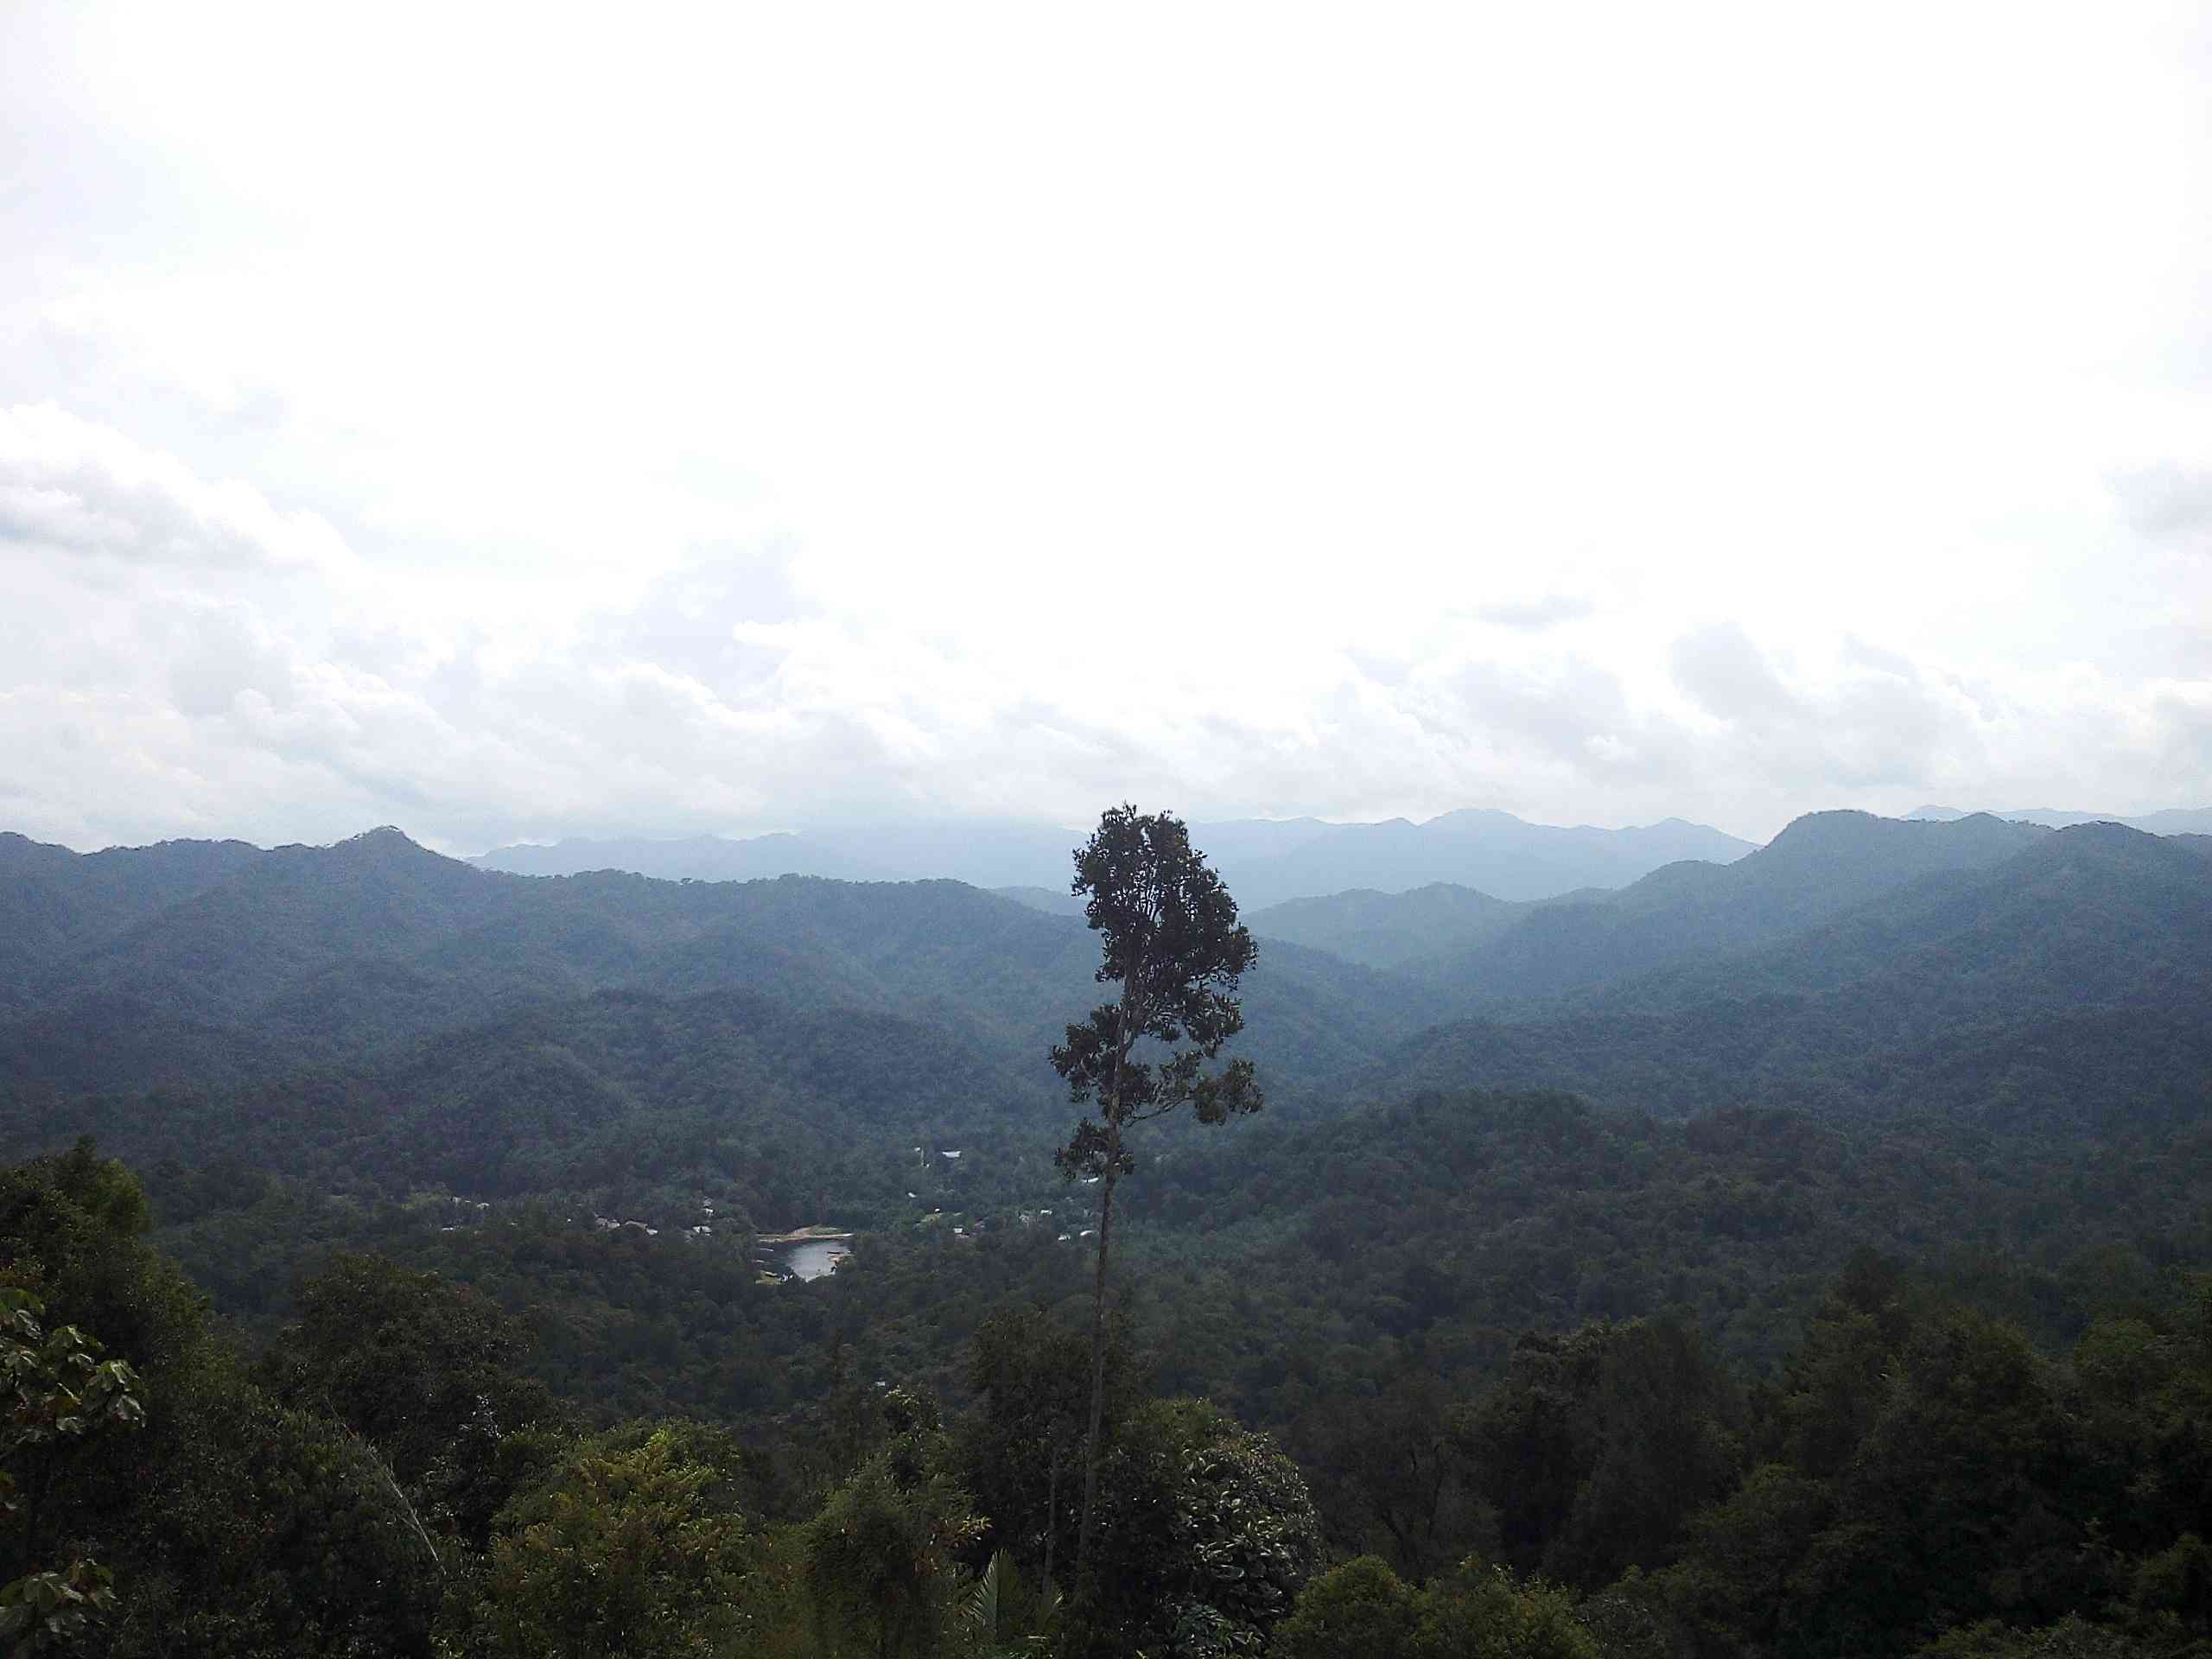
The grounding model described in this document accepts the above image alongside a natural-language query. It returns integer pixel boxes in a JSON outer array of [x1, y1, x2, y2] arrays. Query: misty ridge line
[[461, 803, 2211, 910], [3, 804, 2207, 1147], [6, 805, 2206, 1090], [458, 806, 1757, 910], [10, 802, 2210, 918]]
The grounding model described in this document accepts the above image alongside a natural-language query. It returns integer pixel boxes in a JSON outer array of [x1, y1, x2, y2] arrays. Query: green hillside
[[4, 809, 2210, 1659]]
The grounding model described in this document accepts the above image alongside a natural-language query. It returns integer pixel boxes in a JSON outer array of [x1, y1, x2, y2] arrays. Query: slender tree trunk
[[1044, 1444, 1061, 1591], [1073, 1142, 1119, 1599], [1074, 954, 1144, 1603]]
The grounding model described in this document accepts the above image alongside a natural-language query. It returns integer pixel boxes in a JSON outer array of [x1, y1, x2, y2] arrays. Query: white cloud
[[0, 404, 355, 575], [2, 403, 2209, 853], [2113, 462, 2212, 544], [3, 6, 2211, 849], [1473, 595, 1599, 632]]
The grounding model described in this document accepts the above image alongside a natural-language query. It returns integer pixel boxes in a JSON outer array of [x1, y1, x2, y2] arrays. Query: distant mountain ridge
[[1580, 817, 2212, 1020], [992, 886, 1086, 917], [5, 807, 2209, 1210], [0, 830, 263, 1015], [1910, 804, 2212, 835], [470, 809, 1758, 906], [1250, 810, 2052, 999], [0, 825, 1449, 1102], [1327, 818, 2212, 1124], [1247, 884, 1529, 971]]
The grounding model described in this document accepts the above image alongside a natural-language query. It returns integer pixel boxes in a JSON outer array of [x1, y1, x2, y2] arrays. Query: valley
[[4, 805, 2209, 1656]]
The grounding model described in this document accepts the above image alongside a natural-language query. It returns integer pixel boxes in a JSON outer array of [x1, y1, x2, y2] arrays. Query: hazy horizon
[[13, 794, 2211, 873]]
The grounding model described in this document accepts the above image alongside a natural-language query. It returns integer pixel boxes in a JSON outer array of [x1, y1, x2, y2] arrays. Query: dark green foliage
[[464, 1421, 760, 1659], [1, 1289, 146, 1570], [0, 1558, 117, 1656], [254, 1254, 564, 1547], [0, 1287, 143, 1656], [1052, 806, 1263, 1166], [113, 1379, 441, 1658], [1406, 1560, 1597, 1659], [1643, 1258, 2212, 1659], [1763, 1308, 2082, 1650], [2125, 1533, 2212, 1646], [0, 1144, 452, 1657], [1268, 1250, 2212, 1659], [1078, 1398, 1322, 1657], [0, 1140, 2209, 1656], [1275, 1554, 1421, 1659], [3, 804, 2212, 1656], [1468, 1319, 1737, 1591], [2067, 1280, 2212, 1576], [1910, 1618, 2152, 1657], [802, 1387, 982, 1659], [1292, 1369, 1492, 1582], [1278, 1554, 1596, 1659], [957, 1305, 1131, 1587], [22, 990, 1033, 1212], [95, 1075, 2209, 1488]]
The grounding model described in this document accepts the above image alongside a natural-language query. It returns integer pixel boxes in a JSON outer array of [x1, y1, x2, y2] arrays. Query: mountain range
[[1267, 809, 2063, 1006], [1329, 819, 2212, 1119], [468, 810, 1757, 907], [9, 804, 2207, 1659], [3, 810, 2207, 1207], [0, 826, 1447, 1103], [1909, 803, 2212, 834]]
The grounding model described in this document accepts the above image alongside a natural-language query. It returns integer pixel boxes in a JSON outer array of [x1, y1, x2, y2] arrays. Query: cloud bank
[[3, 7, 2209, 849], [3, 405, 2206, 853]]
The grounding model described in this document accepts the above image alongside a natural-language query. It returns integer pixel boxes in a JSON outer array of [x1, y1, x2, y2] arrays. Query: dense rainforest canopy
[[2, 809, 2209, 1656]]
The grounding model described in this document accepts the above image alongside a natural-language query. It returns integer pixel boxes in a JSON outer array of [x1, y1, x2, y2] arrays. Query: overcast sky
[[5, 3, 2210, 853]]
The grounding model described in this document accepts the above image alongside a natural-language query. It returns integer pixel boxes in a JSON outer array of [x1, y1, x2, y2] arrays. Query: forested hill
[[468, 809, 1758, 906], [1182, 809, 1756, 906], [1242, 810, 2055, 982], [1246, 810, 2208, 1027], [1913, 801, 2212, 833], [1246, 882, 1531, 970], [0, 825, 1449, 1102], [5, 810, 2210, 1658], [1314, 810, 2055, 1005], [0, 830, 263, 1014], [2, 811, 2203, 1249], [7, 813, 2208, 1126], [1585, 818, 2212, 1016], [31, 988, 1026, 1224], [1312, 819, 2212, 1123]]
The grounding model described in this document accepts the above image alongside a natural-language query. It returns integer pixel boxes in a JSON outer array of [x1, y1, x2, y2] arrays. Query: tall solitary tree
[[1053, 804, 1262, 1596]]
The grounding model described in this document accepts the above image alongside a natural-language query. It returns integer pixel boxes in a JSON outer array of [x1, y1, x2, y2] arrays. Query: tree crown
[[1052, 806, 1262, 1173]]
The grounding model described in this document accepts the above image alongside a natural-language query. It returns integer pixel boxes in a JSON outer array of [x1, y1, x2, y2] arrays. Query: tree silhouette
[[1052, 804, 1261, 1596]]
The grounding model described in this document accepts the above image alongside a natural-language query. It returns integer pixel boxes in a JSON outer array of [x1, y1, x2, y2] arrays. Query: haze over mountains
[[1910, 804, 2212, 834], [5, 806, 2207, 1192], [0, 823, 1449, 1106], [469, 809, 1757, 907], [8, 798, 2212, 1656], [1257, 808, 2055, 998]]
